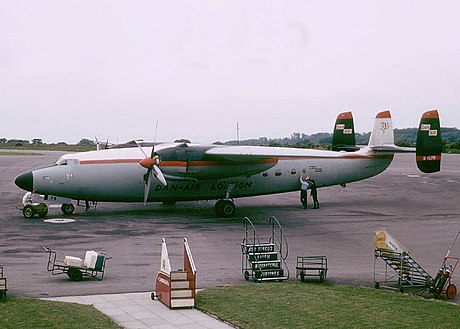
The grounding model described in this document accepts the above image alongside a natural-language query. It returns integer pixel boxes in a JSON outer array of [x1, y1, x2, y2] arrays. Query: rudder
[[416, 110, 441, 173]]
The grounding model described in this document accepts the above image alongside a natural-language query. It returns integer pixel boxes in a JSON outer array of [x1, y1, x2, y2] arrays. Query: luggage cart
[[44, 247, 111, 281], [296, 256, 328, 282]]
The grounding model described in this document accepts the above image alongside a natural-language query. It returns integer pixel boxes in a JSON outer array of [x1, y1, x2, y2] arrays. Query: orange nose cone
[[139, 157, 156, 169]]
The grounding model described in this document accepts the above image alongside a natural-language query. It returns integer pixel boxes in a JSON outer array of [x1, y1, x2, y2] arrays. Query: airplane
[[14, 110, 441, 218]]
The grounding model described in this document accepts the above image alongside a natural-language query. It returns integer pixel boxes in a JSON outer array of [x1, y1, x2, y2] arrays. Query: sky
[[1, 1, 459, 144]]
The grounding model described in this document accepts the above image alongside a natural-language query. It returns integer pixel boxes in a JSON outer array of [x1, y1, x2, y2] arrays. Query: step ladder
[[154, 238, 196, 308], [241, 216, 289, 282], [374, 230, 431, 291]]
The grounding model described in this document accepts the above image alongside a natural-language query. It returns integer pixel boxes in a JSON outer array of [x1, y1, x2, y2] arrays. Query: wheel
[[244, 270, 250, 281], [23, 205, 35, 218], [216, 200, 236, 217], [214, 200, 225, 216], [374, 282, 380, 289], [151, 292, 155, 300], [61, 203, 75, 215], [300, 271, 305, 282], [37, 204, 48, 218], [67, 268, 83, 281], [319, 270, 325, 283], [446, 284, 457, 299]]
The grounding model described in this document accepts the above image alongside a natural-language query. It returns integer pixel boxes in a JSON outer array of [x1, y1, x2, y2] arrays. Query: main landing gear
[[214, 183, 237, 217], [61, 203, 75, 215], [214, 199, 236, 217]]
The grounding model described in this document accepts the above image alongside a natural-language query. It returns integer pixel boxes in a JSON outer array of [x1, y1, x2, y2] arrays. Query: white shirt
[[300, 178, 310, 191], [22, 192, 33, 205]]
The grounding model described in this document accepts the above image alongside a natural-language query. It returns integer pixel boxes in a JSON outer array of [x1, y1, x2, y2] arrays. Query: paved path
[[43, 292, 233, 329]]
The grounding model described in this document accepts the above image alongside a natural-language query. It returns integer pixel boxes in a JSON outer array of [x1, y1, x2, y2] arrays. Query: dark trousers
[[311, 191, 319, 209], [300, 189, 308, 208]]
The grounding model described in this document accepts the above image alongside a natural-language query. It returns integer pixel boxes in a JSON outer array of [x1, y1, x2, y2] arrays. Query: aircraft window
[[275, 170, 282, 176], [302, 168, 307, 173], [59, 160, 68, 166], [290, 168, 297, 175], [262, 172, 268, 177]]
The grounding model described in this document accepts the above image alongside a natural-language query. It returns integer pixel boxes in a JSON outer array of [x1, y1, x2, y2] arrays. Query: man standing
[[307, 177, 319, 209], [299, 175, 310, 209]]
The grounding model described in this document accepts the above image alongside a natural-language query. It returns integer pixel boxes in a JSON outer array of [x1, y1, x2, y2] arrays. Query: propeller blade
[[135, 141, 149, 158], [151, 121, 159, 158], [153, 165, 167, 186], [143, 170, 152, 205]]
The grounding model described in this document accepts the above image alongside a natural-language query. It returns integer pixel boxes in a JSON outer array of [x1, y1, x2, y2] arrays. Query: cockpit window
[[56, 158, 78, 166]]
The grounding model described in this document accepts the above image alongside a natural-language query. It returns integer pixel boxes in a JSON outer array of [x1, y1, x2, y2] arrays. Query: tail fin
[[416, 109, 441, 173], [368, 110, 394, 147], [332, 111, 358, 151]]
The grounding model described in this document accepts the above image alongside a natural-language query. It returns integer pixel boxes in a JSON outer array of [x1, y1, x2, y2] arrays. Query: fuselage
[[16, 143, 393, 203]]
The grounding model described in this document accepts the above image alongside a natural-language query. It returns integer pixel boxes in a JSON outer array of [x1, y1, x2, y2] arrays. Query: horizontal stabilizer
[[416, 110, 441, 173], [332, 111, 358, 151]]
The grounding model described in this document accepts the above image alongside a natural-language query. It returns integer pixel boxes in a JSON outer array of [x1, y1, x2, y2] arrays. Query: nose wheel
[[214, 199, 236, 217]]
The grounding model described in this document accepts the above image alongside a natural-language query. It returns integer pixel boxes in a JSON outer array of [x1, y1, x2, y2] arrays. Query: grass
[[0, 297, 121, 329], [196, 281, 460, 329], [0, 151, 43, 156]]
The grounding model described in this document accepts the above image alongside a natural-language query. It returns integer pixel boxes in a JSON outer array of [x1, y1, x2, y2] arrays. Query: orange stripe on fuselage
[[79, 158, 278, 167], [80, 159, 141, 165], [79, 154, 391, 166]]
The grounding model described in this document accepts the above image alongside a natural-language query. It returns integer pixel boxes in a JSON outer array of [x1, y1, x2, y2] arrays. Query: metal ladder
[[241, 216, 289, 282], [374, 249, 431, 291]]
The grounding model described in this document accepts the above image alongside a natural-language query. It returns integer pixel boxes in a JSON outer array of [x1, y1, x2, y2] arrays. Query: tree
[[77, 138, 95, 146]]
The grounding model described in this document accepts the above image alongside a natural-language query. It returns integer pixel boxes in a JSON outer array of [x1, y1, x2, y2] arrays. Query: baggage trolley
[[296, 256, 328, 282], [44, 247, 111, 281]]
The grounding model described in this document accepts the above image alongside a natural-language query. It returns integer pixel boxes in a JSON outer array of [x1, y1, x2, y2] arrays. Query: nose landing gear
[[214, 199, 236, 217]]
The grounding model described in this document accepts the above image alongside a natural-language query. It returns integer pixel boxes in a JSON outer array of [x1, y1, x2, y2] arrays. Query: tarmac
[[1, 150, 460, 328], [42, 292, 233, 329]]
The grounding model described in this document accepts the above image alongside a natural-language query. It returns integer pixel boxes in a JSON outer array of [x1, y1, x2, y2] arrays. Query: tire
[[218, 200, 236, 217], [319, 270, 325, 283], [244, 270, 250, 281], [214, 200, 225, 216], [151, 292, 155, 300], [23, 205, 35, 218], [300, 271, 305, 282], [61, 203, 75, 215], [446, 284, 457, 299], [37, 204, 48, 218], [67, 268, 83, 281], [374, 282, 380, 289]]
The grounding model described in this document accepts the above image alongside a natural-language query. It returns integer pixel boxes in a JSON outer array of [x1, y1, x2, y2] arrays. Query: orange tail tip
[[376, 110, 391, 119], [422, 109, 439, 119], [337, 111, 353, 120]]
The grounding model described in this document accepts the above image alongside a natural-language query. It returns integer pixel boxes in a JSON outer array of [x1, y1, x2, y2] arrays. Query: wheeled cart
[[44, 247, 110, 281], [296, 256, 328, 282]]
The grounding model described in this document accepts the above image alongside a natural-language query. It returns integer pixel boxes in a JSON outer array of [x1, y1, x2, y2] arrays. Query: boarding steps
[[242, 216, 289, 282], [154, 238, 196, 308], [374, 230, 431, 291]]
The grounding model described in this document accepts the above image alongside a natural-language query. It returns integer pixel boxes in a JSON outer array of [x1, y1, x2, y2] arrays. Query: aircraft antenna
[[237, 122, 240, 146]]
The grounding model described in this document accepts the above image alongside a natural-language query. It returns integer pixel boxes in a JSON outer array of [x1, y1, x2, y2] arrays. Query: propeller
[[136, 123, 167, 204]]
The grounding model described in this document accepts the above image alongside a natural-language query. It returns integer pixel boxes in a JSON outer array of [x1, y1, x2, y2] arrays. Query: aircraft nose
[[15, 171, 34, 191]]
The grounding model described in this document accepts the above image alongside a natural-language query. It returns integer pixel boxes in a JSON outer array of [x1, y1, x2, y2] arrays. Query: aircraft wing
[[369, 145, 416, 153], [205, 145, 340, 161]]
